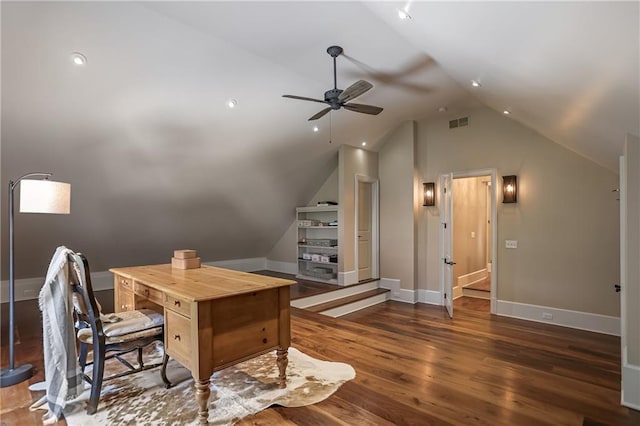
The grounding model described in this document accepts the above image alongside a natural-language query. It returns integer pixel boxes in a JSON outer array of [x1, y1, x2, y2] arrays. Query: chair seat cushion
[[77, 309, 164, 344]]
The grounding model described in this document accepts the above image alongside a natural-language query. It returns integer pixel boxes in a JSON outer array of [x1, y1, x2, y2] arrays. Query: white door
[[357, 181, 372, 281], [441, 173, 455, 318]]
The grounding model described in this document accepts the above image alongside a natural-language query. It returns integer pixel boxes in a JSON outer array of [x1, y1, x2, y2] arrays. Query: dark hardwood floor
[[2, 294, 638, 425]]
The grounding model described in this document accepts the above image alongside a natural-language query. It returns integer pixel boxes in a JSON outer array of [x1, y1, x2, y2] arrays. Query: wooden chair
[[68, 252, 171, 415]]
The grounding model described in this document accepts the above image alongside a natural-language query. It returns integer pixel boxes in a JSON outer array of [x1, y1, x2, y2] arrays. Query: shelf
[[297, 259, 338, 267], [298, 245, 338, 250], [296, 206, 338, 213], [298, 225, 338, 229]]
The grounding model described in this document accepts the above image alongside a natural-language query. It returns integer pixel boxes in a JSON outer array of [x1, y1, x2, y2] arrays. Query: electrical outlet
[[505, 240, 518, 249], [471, 231, 476, 239], [542, 312, 553, 320]]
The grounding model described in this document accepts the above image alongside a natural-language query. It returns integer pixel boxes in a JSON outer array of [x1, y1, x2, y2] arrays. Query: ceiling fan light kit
[[283, 45, 383, 121]]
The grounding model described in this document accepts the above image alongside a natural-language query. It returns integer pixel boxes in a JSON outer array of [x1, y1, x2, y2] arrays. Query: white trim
[[453, 285, 463, 299], [1, 270, 114, 303], [457, 268, 488, 287], [338, 270, 358, 286], [619, 155, 627, 363], [496, 300, 620, 336], [291, 281, 379, 309], [321, 292, 389, 318], [379, 278, 417, 303], [204, 257, 266, 272], [265, 259, 297, 275], [622, 363, 640, 410], [418, 289, 442, 305], [2, 257, 275, 303]]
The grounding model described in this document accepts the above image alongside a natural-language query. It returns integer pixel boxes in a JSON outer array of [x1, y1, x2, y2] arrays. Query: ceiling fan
[[283, 46, 383, 121]]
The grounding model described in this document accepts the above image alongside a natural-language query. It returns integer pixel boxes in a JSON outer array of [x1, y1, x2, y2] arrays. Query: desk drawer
[[165, 294, 191, 318], [117, 289, 134, 312], [116, 275, 133, 292], [135, 282, 163, 305], [165, 309, 192, 369]]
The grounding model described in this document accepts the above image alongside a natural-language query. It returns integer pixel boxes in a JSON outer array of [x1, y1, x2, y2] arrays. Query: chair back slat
[[68, 253, 102, 333]]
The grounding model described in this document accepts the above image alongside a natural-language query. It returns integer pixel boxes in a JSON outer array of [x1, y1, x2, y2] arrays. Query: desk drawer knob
[[121, 304, 127, 310], [173, 334, 181, 341], [174, 300, 181, 307]]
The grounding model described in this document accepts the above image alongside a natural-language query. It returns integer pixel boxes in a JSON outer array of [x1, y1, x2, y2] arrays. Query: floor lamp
[[0, 173, 70, 388]]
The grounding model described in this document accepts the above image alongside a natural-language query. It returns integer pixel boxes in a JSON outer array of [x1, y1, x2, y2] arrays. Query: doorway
[[453, 176, 491, 307], [354, 175, 379, 282], [440, 169, 497, 318]]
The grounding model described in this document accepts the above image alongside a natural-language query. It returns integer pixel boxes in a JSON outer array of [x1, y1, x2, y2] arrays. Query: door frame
[[354, 174, 379, 281], [439, 168, 498, 314]]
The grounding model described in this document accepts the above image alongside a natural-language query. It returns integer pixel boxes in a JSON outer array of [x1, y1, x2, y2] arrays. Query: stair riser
[[291, 281, 380, 308], [462, 288, 491, 300], [320, 293, 390, 318]]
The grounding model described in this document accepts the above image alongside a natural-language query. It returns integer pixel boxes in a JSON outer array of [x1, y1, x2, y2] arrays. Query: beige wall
[[338, 145, 378, 278], [453, 176, 488, 281], [379, 121, 418, 290], [623, 134, 640, 365], [417, 107, 620, 317], [267, 168, 338, 263]]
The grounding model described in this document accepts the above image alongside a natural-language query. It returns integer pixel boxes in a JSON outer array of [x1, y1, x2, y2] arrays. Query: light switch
[[505, 240, 518, 249], [471, 231, 476, 239]]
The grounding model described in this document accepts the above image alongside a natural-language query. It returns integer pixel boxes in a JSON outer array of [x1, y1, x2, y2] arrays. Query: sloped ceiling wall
[[1, 1, 637, 279]]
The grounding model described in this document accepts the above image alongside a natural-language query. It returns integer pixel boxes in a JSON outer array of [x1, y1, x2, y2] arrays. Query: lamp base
[[0, 363, 33, 388]]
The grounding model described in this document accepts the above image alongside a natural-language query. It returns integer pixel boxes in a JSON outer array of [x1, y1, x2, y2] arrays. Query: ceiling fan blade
[[338, 80, 373, 103], [343, 103, 383, 115], [283, 95, 327, 104], [308, 107, 332, 121]]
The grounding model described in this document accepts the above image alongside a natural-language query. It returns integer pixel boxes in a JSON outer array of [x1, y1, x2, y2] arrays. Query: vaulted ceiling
[[1, 1, 638, 275]]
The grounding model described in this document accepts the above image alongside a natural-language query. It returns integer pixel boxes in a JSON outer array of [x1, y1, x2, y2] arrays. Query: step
[[462, 287, 491, 300], [313, 288, 390, 318], [290, 280, 380, 309]]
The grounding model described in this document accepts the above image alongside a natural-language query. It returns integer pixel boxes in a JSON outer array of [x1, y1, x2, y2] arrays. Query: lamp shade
[[19, 180, 71, 214]]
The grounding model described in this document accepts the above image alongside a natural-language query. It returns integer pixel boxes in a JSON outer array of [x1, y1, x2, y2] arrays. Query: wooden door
[[358, 181, 372, 281]]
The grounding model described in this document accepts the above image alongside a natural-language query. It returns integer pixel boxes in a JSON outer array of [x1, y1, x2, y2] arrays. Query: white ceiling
[[1, 1, 638, 272]]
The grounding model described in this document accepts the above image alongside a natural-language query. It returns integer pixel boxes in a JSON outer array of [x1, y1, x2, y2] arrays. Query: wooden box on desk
[[171, 256, 201, 269], [174, 249, 197, 259]]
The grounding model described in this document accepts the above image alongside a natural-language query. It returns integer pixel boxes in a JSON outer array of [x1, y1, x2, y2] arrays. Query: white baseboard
[[1, 270, 115, 303], [379, 278, 417, 303], [457, 268, 488, 287], [291, 281, 379, 309], [338, 270, 358, 286], [496, 300, 620, 336], [322, 292, 389, 318], [418, 289, 442, 305], [453, 285, 463, 299], [2, 257, 275, 303], [622, 363, 640, 410], [205, 257, 266, 272], [265, 259, 297, 275]]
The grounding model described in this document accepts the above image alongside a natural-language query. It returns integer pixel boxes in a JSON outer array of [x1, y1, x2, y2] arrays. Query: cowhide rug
[[61, 343, 355, 425]]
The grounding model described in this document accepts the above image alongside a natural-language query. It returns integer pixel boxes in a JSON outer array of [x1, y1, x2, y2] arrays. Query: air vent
[[449, 116, 469, 129]]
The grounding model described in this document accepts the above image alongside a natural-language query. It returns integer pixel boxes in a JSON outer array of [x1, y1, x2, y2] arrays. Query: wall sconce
[[423, 182, 435, 206], [502, 175, 517, 203]]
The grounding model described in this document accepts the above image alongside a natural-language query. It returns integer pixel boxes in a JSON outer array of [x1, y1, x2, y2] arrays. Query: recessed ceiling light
[[227, 99, 237, 109], [503, 109, 511, 115], [397, 9, 411, 20], [437, 106, 448, 113], [313, 126, 319, 133], [361, 141, 367, 147], [70, 52, 87, 66], [471, 80, 481, 88]]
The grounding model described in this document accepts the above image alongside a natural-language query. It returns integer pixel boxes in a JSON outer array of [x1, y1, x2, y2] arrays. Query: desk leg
[[195, 378, 210, 424], [276, 347, 288, 389]]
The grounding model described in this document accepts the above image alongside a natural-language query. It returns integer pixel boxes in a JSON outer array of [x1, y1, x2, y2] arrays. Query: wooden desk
[[109, 264, 295, 424]]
